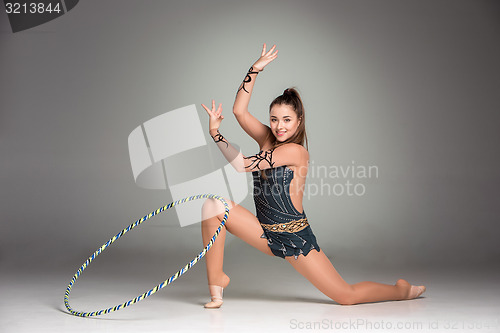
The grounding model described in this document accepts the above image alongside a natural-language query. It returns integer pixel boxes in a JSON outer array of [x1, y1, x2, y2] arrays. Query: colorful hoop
[[64, 194, 229, 317]]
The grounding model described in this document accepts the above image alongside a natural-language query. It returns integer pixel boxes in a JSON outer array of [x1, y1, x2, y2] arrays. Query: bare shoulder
[[276, 142, 308, 154], [274, 143, 309, 165]]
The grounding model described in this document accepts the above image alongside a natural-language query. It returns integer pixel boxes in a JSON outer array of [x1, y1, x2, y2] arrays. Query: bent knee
[[202, 197, 234, 220]]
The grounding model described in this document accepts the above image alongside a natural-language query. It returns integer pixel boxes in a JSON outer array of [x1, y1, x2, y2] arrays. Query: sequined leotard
[[252, 165, 321, 259]]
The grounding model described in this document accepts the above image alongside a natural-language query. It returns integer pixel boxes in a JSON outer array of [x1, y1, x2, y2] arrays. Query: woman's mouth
[[277, 131, 286, 136]]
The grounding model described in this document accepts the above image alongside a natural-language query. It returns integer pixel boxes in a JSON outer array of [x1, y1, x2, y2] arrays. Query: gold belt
[[260, 218, 309, 233]]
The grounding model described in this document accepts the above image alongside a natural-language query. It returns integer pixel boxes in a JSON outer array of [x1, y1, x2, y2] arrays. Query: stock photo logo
[[304, 160, 379, 199], [128, 105, 248, 227], [4, 0, 79, 33]]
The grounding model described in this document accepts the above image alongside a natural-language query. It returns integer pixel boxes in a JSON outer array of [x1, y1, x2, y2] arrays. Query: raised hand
[[252, 43, 278, 72], [201, 100, 224, 133]]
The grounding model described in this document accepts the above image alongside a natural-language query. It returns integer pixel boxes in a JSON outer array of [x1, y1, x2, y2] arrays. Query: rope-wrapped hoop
[[64, 194, 229, 317]]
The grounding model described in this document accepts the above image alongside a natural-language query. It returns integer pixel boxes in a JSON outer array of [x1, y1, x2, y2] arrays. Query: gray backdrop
[[1, 0, 499, 279]]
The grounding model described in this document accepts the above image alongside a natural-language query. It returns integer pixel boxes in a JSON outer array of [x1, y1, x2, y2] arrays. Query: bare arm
[[209, 128, 307, 173], [233, 44, 278, 148]]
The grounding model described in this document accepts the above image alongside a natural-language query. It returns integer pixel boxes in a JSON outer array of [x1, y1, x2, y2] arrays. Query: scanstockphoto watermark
[[289, 318, 424, 330], [254, 160, 379, 199], [289, 318, 499, 331]]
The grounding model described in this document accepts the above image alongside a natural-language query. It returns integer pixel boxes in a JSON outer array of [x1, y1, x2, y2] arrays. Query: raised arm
[[202, 101, 307, 173], [233, 44, 278, 149]]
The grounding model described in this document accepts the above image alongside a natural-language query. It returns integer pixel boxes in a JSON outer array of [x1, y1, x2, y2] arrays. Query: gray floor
[[1, 246, 499, 333]]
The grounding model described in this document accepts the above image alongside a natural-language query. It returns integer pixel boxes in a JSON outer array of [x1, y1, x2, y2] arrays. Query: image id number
[[5, 2, 62, 14]]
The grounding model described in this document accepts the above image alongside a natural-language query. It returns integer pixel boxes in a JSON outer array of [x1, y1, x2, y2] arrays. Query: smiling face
[[269, 104, 301, 142]]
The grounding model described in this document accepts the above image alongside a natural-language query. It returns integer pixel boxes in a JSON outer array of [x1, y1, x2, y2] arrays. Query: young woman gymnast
[[200, 43, 426, 308]]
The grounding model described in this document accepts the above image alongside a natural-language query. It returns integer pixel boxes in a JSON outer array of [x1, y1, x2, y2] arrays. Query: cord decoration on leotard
[[237, 66, 260, 94], [210, 128, 276, 173], [244, 148, 275, 171], [210, 130, 229, 148]]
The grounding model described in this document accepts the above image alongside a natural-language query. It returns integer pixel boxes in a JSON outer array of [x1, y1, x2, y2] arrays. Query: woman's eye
[[285, 119, 290, 122], [271, 119, 276, 122]]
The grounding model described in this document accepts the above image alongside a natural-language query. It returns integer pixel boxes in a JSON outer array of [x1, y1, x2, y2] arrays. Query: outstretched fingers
[[268, 50, 278, 60], [266, 44, 277, 57], [216, 102, 223, 117], [201, 100, 223, 116], [261, 43, 278, 57], [201, 103, 213, 116]]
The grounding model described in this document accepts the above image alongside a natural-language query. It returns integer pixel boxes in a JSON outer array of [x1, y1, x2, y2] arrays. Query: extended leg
[[285, 250, 421, 305]]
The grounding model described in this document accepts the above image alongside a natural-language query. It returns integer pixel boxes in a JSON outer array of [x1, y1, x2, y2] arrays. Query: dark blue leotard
[[252, 165, 321, 259]]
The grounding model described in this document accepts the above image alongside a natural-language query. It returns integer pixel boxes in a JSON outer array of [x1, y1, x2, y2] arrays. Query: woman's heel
[[204, 285, 224, 309]]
